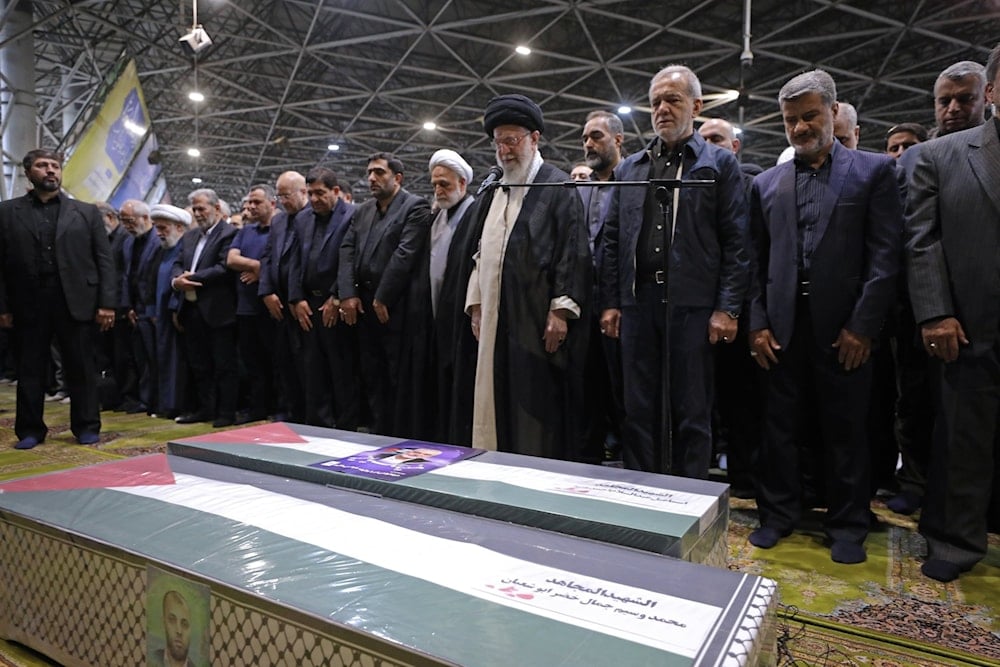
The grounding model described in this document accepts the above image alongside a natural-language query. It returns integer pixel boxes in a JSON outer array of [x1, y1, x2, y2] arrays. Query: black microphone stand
[[479, 175, 714, 475]]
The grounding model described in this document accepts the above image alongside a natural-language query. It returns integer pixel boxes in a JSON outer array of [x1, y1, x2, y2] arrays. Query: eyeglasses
[[119, 217, 137, 224], [492, 132, 531, 150]]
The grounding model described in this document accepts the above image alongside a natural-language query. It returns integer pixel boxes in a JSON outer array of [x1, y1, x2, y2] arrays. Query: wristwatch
[[724, 310, 740, 320]]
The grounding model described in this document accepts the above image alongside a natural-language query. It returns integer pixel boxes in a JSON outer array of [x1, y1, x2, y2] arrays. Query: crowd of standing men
[[0, 44, 998, 584]]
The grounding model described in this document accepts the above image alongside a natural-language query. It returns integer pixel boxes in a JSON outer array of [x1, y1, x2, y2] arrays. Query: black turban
[[483, 94, 545, 137]]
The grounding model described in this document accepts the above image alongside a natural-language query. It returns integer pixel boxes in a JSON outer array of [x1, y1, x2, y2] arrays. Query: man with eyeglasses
[[119, 199, 161, 416], [599, 65, 750, 479], [463, 94, 591, 460], [259, 171, 309, 421]]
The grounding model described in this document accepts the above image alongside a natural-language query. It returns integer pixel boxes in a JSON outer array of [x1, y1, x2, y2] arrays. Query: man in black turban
[[458, 94, 592, 462]]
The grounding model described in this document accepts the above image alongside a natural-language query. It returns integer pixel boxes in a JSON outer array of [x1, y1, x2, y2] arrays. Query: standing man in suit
[[599, 66, 750, 478], [259, 171, 309, 422], [905, 44, 1000, 583], [289, 167, 360, 430], [0, 149, 116, 448], [170, 188, 238, 427], [339, 153, 433, 437], [579, 110, 625, 464], [747, 70, 902, 564]]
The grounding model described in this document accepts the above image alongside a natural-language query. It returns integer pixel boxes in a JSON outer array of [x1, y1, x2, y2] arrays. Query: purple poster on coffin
[[309, 441, 484, 481]]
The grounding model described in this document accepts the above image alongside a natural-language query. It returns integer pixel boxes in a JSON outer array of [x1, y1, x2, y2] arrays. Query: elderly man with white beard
[[463, 94, 592, 460], [150, 204, 192, 419], [427, 150, 481, 444]]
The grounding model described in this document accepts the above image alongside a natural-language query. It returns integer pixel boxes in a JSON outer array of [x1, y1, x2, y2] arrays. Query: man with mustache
[[747, 70, 902, 564], [464, 94, 591, 459]]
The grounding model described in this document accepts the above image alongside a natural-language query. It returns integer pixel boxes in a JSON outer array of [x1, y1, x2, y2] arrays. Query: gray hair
[[985, 45, 1000, 90], [650, 65, 702, 100], [779, 69, 837, 107], [122, 199, 150, 217], [837, 101, 858, 128], [585, 110, 625, 137], [936, 60, 986, 93], [187, 188, 220, 206]]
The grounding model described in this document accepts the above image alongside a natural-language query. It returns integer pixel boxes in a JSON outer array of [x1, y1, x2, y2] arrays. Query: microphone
[[476, 165, 503, 196]]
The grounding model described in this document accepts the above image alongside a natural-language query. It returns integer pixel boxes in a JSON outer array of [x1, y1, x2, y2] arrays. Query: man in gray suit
[[905, 43, 1000, 583], [0, 149, 116, 448]]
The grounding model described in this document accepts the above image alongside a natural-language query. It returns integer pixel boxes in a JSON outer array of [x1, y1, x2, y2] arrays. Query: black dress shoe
[[175, 411, 211, 424], [212, 415, 236, 428], [234, 411, 267, 425]]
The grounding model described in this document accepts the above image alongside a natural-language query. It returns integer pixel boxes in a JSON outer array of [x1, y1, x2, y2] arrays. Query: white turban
[[150, 203, 192, 226], [428, 149, 473, 184]]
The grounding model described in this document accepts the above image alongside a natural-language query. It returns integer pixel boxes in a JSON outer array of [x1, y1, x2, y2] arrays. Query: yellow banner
[[63, 60, 150, 202]]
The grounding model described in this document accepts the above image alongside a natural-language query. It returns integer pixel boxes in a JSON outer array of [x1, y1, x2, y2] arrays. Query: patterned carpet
[[1, 383, 999, 665]]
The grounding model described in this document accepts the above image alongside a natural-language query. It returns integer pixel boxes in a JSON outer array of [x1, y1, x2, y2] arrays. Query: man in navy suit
[[599, 66, 750, 478], [259, 171, 309, 422], [170, 188, 238, 427], [0, 149, 117, 448], [905, 44, 1000, 582], [289, 167, 360, 430], [748, 70, 902, 564], [339, 153, 433, 438]]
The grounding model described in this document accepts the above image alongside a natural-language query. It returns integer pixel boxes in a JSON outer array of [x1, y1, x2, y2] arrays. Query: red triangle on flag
[[174, 421, 308, 445], [0, 454, 176, 493]]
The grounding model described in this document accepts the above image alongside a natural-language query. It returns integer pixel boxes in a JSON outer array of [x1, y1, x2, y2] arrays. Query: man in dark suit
[[288, 167, 360, 430], [95, 201, 127, 408], [905, 44, 1000, 583], [599, 67, 750, 478], [339, 153, 433, 438], [0, 149, 116, 448], [170, 188, 238, 427], [748, 70, 902, 564], [578, 110, 625, 464], [259, 171, 309, 422]]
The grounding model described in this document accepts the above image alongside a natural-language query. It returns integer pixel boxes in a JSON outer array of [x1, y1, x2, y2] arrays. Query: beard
[[585, 149, 611, 172], [435, 189, 464, 211], [500, 157, 530, 186]]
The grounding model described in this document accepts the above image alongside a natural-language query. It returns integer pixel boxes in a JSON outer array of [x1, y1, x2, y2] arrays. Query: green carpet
[[1, 384, 998, 665]]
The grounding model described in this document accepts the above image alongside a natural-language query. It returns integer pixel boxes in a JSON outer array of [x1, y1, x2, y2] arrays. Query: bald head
[[833, 101, 860, 149], [698, 118, 741, 154], [275, 171, 308, 215]]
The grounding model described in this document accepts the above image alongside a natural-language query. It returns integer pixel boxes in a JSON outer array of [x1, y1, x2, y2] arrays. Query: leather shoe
[[749, 526, 791, 549], [14, 436, 41, 450], [234, 411, 267, 425], [212, 416, 235, 428], [77, 432, 100, 445], [830, 540, 866, 564], [175, 412, 211, 424]]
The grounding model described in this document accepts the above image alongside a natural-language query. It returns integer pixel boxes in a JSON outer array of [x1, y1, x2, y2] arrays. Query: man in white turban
[[427, 149, 480, 444]]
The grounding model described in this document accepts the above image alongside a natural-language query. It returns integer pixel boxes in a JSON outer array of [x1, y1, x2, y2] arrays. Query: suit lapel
[[774, 162, 797, 243], [55, 197, 73, 242], [811, 143, 850, 248], [967, 122, 1000, 218], [362, 193, 401, 264], [15, 198, 41, 242]]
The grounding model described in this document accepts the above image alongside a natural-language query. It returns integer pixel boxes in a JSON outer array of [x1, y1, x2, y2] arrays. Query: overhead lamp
[[423, 121, 437, 131], [192, 177, 203, 184], [187, 147, 201, 157], [327, 143, 340, 151], [617, 105, 632, 115], [515, 45, 531, 56], [188, 91, 205, 102]]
